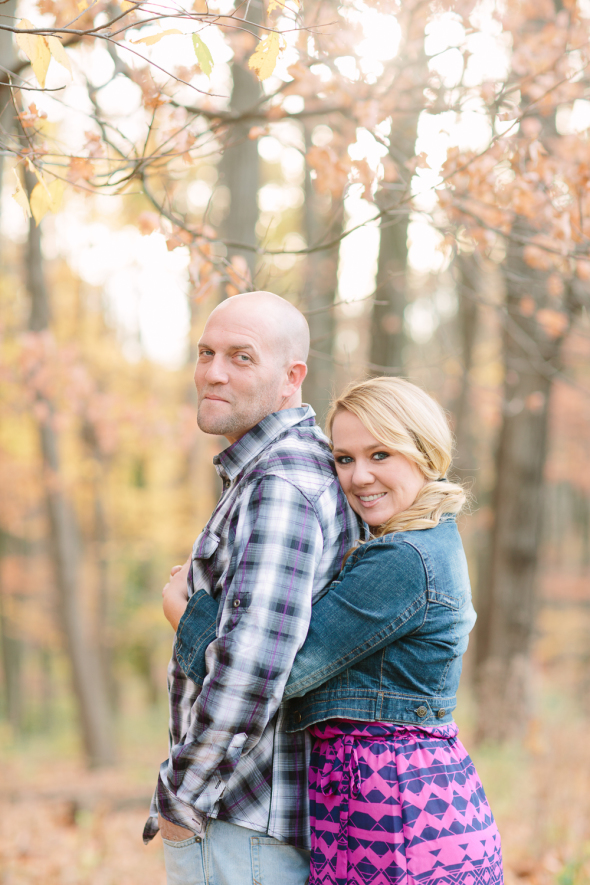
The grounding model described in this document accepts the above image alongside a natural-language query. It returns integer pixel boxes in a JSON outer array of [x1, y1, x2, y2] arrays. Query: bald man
[[143, 292, 361, 885]]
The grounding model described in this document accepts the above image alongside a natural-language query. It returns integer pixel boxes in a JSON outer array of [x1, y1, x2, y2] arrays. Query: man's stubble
[[197, 381, 283, 439]]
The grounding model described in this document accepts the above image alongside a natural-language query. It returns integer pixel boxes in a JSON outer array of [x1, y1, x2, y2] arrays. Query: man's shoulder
[[250, 422, 338, 502]]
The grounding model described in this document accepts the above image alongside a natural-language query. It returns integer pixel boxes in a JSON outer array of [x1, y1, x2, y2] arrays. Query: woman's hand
[[162, 557, 191, 632]]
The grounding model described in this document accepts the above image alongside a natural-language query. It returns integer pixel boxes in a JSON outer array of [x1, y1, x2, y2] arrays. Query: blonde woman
[[169, 377, 503, 885]]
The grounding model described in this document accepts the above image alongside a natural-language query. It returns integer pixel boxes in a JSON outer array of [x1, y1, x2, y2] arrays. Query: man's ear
[[283, 361, 307, 397]]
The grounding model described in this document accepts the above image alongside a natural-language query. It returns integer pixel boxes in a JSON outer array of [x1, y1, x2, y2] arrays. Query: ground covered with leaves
[[1, 668, 589, 885]]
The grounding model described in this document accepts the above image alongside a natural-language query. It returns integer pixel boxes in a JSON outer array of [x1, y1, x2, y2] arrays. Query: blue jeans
[[162, 817, 310, 885]]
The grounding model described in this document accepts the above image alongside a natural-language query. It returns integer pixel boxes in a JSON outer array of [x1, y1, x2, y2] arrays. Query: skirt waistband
[[309, 718, 459, 741]]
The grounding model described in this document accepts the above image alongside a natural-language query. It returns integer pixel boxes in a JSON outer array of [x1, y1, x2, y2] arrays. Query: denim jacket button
[[437, 708, 446, 719], [416, 705, 428, 718], [294, 711, 302, 723]]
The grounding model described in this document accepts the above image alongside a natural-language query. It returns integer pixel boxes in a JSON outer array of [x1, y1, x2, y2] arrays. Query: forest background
[[1, 0, 589, 881]]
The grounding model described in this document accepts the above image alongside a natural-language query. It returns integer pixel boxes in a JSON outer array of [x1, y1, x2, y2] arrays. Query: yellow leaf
[[192, 34, 213, 76], [193, 0, 208, 11], [30, 179, 65, 225], [16, 20, 51, 88], [12, 169, 32, 221], [267, 0, 283, 13], [248, 32, 281, 81], [46, 36, 72, 76], [121, 1, 135, 9], [77, 0, 88, 10], [131, 28, 183, 46]]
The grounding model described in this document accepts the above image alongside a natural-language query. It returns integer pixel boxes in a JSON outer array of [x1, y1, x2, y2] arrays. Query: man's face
[[194, 307, 287, 443]]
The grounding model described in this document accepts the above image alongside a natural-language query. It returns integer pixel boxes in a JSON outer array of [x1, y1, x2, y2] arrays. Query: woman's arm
[[173, 588, 219, 685], [175, 540, 427, 693], [283, 539, 427, 698]]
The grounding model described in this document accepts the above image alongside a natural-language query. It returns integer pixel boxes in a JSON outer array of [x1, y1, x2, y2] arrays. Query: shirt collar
[[213, 405, 317, 481]]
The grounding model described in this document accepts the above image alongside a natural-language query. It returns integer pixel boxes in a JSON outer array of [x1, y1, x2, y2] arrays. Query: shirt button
[[416, 705, 428, 718], [437, 708, 447, 719], [233, 599, 240, 608]]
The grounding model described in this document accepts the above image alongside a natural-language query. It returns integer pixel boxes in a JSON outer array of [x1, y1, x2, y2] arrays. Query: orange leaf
[[536, 308, 568, 339]]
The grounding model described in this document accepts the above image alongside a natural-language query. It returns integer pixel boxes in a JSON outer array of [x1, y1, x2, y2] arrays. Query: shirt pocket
[[192, 528, 221, 563]]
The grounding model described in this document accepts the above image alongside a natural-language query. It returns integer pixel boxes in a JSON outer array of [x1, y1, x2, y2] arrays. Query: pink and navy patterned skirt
[[308, 720, 503, 885]]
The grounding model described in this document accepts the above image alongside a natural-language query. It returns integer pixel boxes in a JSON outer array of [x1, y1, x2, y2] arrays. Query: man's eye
[[372, 452, 389, 461], [199, 350, 213, 358], [236, 354, 251, 362], [335, 455, 353, 465]]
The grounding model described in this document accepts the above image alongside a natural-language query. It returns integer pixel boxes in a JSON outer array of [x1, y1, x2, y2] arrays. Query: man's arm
[[161, 474, 325, 815]]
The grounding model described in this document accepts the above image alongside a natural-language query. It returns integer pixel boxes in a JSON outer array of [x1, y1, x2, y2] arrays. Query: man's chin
[[197, 402, 236, 436]]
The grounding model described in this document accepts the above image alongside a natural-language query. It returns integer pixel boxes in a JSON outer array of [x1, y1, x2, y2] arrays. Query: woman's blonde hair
[[326, 376, 467, 536]]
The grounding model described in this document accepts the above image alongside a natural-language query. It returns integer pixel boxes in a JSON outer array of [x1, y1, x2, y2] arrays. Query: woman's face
[[332, 409, 427, 527]]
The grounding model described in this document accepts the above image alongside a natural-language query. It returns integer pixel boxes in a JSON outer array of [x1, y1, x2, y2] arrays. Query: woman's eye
[[372, 451, 389, 461], [336, 455, 353, 465]]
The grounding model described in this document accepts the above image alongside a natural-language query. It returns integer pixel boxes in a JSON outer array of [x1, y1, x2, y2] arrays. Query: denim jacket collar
[[213, 405, 317, 481]]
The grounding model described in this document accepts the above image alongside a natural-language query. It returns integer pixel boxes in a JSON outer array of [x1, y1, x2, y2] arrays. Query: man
[[143, 291, 361, 885]]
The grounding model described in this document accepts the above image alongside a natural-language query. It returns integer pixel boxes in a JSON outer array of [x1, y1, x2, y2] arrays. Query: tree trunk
[[473, 221, 570, 742], [219, 7, 262, 279], [370, 174, 410, 374], [0, 575, 24, 732], [450, 253, 480, 479], [301, 126, 343, 424], [369, 35, 426, 375], [25, 172, 115, 765], [0, 0, 18, 243]]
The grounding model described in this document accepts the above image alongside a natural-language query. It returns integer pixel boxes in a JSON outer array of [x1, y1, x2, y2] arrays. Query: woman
[[172, 377, 503, 885]]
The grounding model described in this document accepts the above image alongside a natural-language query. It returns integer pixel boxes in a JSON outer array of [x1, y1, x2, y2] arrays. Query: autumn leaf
[[12, 169, 32, 221], [248, 126, 267, 140], [267, 0, 284, 14], [248, 32, 281, 81], [131, 29, 182, 46], [46, 36, 72, 75], [536, 308, 568, 340], [523, 244, 553, 271], [192, 34, 214, 77], [519, 296, 536, 317], [137, 212, 161, 235], [30, 179, 65, 224], [193, 0, 208, 11], [68, 157, 95, 183], [16, 20, 51, 88], [18, 103, 47, 129], [306, 145, 351, 198]]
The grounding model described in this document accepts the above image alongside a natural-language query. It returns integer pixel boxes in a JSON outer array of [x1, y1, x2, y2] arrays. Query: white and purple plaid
[[143, 406, 361, 849]]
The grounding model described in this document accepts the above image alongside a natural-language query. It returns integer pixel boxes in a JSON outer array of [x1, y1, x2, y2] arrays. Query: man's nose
[[204, 355, 229, 384]]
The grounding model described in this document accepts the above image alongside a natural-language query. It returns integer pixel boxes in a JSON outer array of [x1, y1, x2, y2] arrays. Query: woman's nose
[[351, 460, 375, 487]]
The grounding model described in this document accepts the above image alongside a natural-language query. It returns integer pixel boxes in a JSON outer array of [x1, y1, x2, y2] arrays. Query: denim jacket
[[175, 515, 476, 734]]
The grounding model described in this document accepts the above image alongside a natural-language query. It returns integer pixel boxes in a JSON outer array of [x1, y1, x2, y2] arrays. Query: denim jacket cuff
[[175, 589, 219, 685]]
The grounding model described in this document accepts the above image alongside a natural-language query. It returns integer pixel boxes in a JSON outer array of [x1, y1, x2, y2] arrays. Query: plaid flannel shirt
[[143, 406, 361, 849]]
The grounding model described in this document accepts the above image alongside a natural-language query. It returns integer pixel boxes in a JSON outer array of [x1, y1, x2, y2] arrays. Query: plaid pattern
[[143, 407, 361, 849]]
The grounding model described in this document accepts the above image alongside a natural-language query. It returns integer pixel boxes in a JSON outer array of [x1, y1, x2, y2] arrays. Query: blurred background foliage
[[1, 0, 590, 881]]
